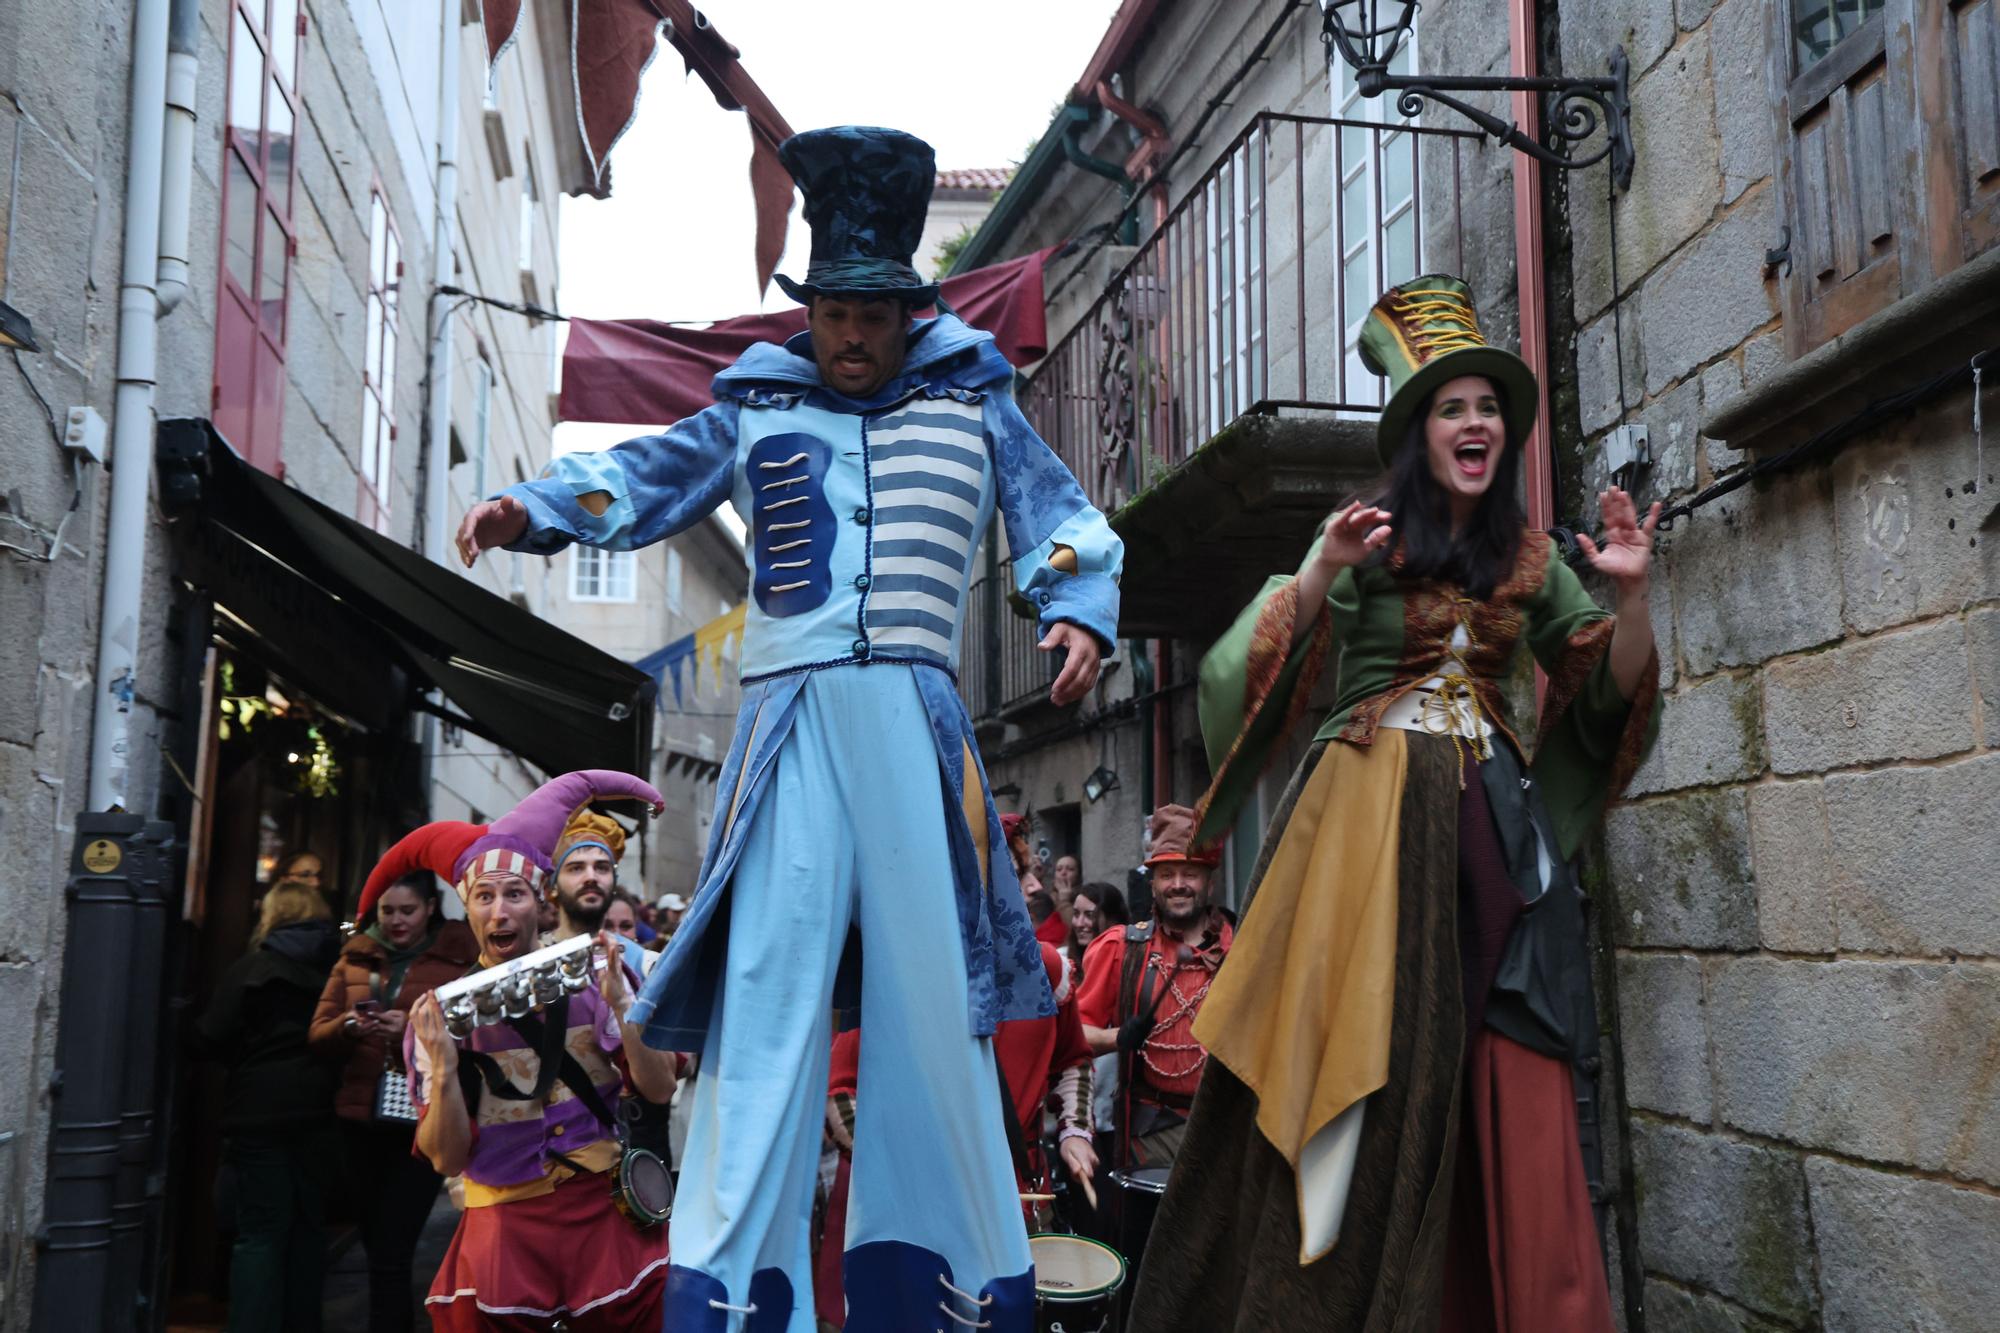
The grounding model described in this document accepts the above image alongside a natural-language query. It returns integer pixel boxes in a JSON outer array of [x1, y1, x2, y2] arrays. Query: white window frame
[[1332, 18, 1422, 410], [571, 546, 636, 603], [471, 357, 493, 499], [519, 164, 538, 273]]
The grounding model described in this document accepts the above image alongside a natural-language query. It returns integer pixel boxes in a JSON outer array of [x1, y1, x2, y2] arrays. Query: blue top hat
[[773, 126, 940, 307]]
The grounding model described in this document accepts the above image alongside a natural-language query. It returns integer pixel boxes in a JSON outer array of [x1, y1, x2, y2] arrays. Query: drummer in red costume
[[1075, 804, 1233, 1171]]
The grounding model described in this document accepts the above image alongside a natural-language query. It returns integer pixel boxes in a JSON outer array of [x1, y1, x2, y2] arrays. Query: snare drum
[[610, 1146, 674, 1228], [1030, 1233, 1125, 1333], [1109, 1166, 1170, 1269]]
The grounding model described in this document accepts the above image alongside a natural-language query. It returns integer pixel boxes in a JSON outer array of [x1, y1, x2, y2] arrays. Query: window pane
[[365, 293, 383, 387], [383, 227, 400, 317], [1339, 121, 1368, 178], [224, 151, 257, 292], [1382, 131, 1413, 207], [265, 79, 294, 208], [1792, 0, 1886, 71], [259, 206, 286, 332], [518, 191, 535, 271], [360, 403, 380, 484], [1342, 172, 1371, 251], [1384, 209, 1417, 286], [1343, 249, 1374, 328], [369, 195, 387, 285], [378, 315, 397, 413], [229, 13, 263, 141], [270, 0, 298, 87]]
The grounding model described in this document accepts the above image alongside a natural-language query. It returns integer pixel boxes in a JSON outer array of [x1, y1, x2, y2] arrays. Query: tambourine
[[611, 1146, 674, 1228], [434, 934, 603, 1038]]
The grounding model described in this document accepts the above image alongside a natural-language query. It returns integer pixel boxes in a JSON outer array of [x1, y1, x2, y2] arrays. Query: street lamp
[[0, 299, 40, 353], [1321, 0, 1635, 190]]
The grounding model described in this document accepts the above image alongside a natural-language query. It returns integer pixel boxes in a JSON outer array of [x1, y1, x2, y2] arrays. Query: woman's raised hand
[[1577, 487, 1661, 592], [1315, 501, 1394, 573]]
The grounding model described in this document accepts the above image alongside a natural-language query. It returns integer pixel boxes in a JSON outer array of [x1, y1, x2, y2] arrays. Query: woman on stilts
[[1127, 274, 1662, 1332]]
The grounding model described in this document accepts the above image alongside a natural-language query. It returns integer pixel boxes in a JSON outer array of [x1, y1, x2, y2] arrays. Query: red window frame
[[213, 0, 303, 477], [359, 187, 402, 533]]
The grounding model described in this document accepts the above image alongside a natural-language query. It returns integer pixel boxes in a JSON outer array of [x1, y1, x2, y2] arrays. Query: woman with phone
[[310, 872, 476, 1332]]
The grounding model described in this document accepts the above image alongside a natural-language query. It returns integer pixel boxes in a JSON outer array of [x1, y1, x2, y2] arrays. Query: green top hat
[[1357, 274, 1538, 467]]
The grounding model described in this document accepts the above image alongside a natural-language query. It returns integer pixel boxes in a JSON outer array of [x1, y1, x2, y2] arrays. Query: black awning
[[161, 418, 654, 778]]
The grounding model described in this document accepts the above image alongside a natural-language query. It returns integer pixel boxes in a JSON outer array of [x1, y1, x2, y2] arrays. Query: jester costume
[[494, 128, 1121, 1332], [361, 770, 671, 1332], [1127, 277, 1661, 1330]]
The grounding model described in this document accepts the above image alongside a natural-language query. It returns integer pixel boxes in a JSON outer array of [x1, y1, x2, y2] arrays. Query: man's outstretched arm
[[457, 399, 741, 567]]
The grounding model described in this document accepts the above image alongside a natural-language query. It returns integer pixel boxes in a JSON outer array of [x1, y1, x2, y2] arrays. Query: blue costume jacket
[[499, 314, 1123, 1046]]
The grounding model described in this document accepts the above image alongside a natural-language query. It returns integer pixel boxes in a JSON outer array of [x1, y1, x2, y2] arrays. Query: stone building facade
[[0, 0, 619, 1322], [960, 0, 2000, 1327]]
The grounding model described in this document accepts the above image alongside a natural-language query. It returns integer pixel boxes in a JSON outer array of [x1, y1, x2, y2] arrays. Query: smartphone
[[354, 999, 382, 1017]]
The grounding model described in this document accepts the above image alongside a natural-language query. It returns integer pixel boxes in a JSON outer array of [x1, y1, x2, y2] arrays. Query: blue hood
[[711, 312, 1013, 409]]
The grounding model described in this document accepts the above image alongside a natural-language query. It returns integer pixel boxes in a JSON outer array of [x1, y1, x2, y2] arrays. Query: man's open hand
[[455, 495, 529, 568], [1041, 622, 1102, 706]]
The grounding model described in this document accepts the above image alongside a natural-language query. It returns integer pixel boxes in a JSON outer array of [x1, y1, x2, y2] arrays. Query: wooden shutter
[[1768, 1, 2000, 358], [1768, 4, 1922, 355], [1929, 0, 2000, 264]]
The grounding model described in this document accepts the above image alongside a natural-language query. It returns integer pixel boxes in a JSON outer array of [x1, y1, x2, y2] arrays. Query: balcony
[[958, 558, 1057, 723], [1018, 111, 1481, 638]]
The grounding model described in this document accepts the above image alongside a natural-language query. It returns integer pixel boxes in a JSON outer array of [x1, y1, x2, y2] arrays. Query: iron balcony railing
[[1019, 110, 1480, 516], [958, 561, 1058, 719]]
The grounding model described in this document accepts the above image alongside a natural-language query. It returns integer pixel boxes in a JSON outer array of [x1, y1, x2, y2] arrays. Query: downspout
[[155, 0, 198, 316], [422, 0, 462, 563], [1508, 0, 1555, 536], [1095, 80, 1171, 232], [87, 0, 171, 811], [418, 0, 462, 808], [1060, 109, 1138, 245]]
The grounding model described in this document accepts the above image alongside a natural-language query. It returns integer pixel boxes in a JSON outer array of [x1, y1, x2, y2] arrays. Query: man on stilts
[[457, 126, 1122, 1333]]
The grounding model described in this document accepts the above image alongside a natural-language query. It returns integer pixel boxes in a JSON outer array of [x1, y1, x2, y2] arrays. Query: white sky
[[551, 0, 1122, 457]]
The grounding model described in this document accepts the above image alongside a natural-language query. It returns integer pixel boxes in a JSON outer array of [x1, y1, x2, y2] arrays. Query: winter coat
[[308, 920, 478, 1122], [193, 919, 344, 1134]]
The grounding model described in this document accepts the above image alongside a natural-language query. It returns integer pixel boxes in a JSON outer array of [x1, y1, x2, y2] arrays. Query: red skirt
[[426, 1170, 669, 1332], [1441, 1030, 1615, 1333]]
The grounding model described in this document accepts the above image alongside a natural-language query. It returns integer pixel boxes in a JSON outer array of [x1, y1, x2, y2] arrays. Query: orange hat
[[554, 810, 627, 871], [1144, 804, 1220, 868]]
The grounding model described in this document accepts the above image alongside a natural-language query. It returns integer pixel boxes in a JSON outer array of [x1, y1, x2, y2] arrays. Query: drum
[[1030, 1233, 1125, 1333], [610, 1146, 674, 1228], [1109, 1166, 1170, 1269]]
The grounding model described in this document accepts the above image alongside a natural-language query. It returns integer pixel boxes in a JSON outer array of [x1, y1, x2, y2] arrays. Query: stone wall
[[0, 5, 134, 1319], [1544, 0, 2000, 1326]]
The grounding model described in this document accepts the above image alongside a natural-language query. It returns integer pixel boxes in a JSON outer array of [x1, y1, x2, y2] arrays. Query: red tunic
[[1074, 913, 1234, 1103]]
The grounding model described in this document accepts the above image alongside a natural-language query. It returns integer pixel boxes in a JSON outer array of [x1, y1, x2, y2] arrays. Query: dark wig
[[1369, 379, 1526, 599]]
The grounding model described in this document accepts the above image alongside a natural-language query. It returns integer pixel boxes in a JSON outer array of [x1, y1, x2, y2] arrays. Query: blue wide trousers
[[663, 665, 1033, 1332]]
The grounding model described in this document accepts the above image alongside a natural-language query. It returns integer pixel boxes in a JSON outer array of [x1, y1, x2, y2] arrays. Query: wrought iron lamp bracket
[[1323, 8, 1634, 191]]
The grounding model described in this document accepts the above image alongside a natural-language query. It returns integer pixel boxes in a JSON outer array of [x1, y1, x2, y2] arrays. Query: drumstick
[[1078, 1173, 1098, 1210], [1019, 1192, 1057, 1203]]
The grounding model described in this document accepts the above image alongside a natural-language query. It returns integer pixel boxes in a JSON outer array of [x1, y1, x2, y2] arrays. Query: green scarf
[[364, 922, 437, 1004]]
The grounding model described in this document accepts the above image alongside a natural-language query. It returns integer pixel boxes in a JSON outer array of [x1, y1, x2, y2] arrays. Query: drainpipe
[[423, 0, 462, 563], [155, 0, 198, 316], [1061, 109, 1138, 245], [86, 0, 171, 812], [1508, 0, 1555, 535], [1094, 79, 1171, 231]]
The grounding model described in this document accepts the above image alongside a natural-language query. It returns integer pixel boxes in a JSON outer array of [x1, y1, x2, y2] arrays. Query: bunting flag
[[476, 0, 794, 291], [557, 248, 1055, 428], [692, 602, 747, 688], [632, 601, 746, 710], [634, 633, 696, 706]]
